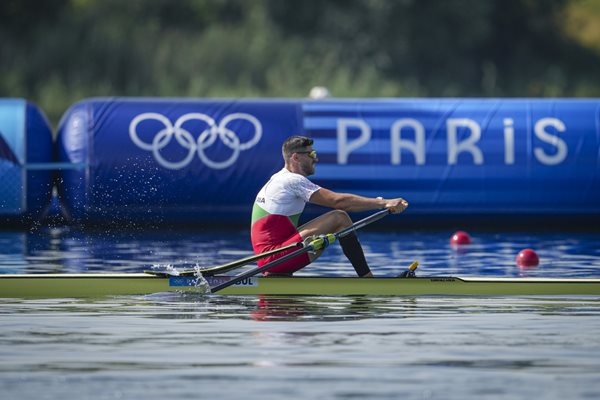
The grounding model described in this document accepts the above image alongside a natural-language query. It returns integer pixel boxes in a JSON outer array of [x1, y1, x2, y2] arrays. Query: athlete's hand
[[385, 198, 409, 214]]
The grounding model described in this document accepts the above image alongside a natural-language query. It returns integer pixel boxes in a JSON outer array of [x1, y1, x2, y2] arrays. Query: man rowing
[[250, 135, 408, 277]]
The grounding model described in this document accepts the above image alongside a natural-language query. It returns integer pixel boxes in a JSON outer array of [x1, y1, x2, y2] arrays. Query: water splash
[[192, 272, 211, 292], [149, 263, 179, 275]]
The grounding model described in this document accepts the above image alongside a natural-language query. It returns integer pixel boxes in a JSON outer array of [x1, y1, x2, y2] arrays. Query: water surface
[[1, 228, 600, 399]]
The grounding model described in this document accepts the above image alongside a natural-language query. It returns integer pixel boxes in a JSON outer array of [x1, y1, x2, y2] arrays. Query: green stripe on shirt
[[251, 203, 301, 227]]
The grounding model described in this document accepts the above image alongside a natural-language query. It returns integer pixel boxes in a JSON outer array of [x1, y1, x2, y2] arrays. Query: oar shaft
[[191, 242, 303, 276], [336, 209, 390, 238]]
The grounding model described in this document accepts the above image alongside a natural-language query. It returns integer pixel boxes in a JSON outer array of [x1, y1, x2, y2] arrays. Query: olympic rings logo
[[129, 112, 262, 170]]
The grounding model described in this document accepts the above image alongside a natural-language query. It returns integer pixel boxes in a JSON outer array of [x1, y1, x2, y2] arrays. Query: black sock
[[338, 232, 372, 277]]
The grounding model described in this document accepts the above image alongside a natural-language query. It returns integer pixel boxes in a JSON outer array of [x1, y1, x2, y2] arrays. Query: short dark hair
[[282, 136, 313, 159]]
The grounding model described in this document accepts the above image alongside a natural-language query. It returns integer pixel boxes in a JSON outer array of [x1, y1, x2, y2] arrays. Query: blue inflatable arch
[[56, 97, 600, 227]]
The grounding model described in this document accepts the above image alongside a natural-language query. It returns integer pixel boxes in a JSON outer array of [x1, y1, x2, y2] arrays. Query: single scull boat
[[1, 273, 599, 298]]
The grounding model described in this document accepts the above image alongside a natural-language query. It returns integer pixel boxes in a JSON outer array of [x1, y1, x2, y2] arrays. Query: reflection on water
[[5, 293, 598, 322], [1, 295, 600, 399], [139, 293, 600, 321], [1, 227, 600, 277]]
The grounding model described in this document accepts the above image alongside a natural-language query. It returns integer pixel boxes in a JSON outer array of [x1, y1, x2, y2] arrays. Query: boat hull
[[1, 273, 600, 298]]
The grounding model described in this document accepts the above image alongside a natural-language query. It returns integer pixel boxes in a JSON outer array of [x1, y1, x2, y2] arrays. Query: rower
[[250, 135, 409, 277]]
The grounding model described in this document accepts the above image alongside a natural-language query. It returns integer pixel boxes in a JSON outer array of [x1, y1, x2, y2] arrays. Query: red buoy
[[450, 231, 471, 246], [516, 248, 539, 267]]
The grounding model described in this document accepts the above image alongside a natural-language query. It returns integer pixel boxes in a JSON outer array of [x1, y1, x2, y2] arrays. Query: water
[[2, 228, 600, 277], [1, 227, 600, 399]]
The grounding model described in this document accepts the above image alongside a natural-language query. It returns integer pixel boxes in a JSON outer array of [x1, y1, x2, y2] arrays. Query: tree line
[[1, 0, 599, 127]]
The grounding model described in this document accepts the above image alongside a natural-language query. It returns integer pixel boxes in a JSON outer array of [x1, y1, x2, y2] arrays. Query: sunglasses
[[295, 150, 318, 159]]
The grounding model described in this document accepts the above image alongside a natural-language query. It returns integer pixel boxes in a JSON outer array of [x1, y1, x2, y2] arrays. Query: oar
[[335, 208, 391, 238], [210, 208, 391, 293], [145, 242, 304, 277], [179, 242, 304, 276]]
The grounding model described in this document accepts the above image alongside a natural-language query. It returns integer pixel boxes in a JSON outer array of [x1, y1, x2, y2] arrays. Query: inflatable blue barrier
[[56, 97, 600, 226], [0, 99, 54, 225], [56, 98, 302, 224]]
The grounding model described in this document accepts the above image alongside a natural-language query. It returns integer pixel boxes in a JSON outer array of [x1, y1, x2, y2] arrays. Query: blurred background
[[2, 0, 600, 128]]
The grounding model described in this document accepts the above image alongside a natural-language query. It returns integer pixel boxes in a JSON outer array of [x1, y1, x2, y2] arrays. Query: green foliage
[[1, 0, 599, 127]]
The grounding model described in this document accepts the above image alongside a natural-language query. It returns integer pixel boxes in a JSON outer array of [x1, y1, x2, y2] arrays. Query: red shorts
[[251, 215, 310, 275]]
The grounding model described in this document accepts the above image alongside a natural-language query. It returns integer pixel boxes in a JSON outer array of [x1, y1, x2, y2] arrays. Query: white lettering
[[447, 119, 483, 165], [391, 119, 425, 165], [504, 118, 515, 165], [337, 118, 371, 164], [534, 118, 567, 165], [332, 116, 569, 167]]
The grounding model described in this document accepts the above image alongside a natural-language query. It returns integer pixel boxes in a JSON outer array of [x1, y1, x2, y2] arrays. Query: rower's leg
[[338, 232, 373, 277], [298, 210, 373, 277]]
